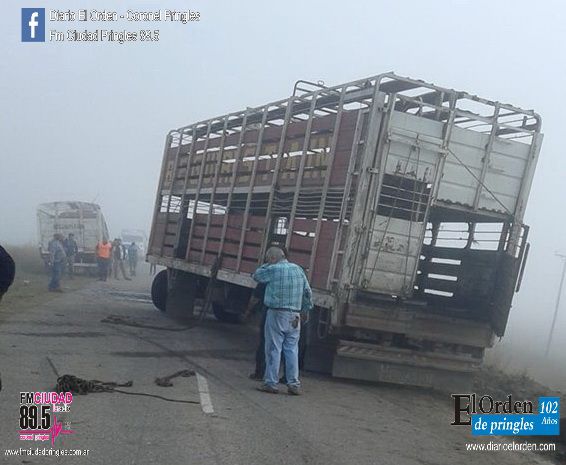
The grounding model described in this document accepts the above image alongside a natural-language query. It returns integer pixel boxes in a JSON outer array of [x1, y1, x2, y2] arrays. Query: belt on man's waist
[[268, 307, 301, 313]]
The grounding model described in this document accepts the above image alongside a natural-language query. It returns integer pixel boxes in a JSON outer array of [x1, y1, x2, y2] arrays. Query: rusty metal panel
[[361, 217, 425, 294]]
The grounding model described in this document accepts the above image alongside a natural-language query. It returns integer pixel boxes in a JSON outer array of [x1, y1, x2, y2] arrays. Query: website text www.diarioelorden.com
[[5, 447, 90, 457], [465, 440, 556, 452]]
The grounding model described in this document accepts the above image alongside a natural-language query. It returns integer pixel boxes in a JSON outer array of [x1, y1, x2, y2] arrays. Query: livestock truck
[[38, 201, 110, 273], [147, 73, 542, 390]]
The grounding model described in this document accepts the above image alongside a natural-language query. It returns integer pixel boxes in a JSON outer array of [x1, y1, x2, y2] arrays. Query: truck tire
[[212, 303, 241, 324], [166, 270, 196, 321], [151, 270, 167, 312]]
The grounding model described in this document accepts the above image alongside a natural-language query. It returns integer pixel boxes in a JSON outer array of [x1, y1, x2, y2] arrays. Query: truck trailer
[[38, 201, 110, 273], [147, 73, 542, 390]]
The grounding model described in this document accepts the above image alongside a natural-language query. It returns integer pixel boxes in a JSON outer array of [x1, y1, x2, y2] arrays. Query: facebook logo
[[21, 8, 45, 42]]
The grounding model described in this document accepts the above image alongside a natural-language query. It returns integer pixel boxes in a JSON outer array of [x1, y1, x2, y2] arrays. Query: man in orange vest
[[95, 238, 112, 281]]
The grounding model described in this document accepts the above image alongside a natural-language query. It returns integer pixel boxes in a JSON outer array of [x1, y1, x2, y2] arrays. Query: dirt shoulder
[[1, 271, 91, 313], [0, 244, 93, 324]]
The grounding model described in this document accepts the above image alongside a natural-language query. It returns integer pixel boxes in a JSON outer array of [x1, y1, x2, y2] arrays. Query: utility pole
[[545, 252, 566, 357]]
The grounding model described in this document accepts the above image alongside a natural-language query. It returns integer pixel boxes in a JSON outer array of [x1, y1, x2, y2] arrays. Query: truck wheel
[[212, 303, 241, 324], [151, 270, 167, 312]]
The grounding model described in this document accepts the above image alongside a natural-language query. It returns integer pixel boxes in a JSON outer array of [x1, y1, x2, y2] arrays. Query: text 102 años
[[539, 400, 559, 414]]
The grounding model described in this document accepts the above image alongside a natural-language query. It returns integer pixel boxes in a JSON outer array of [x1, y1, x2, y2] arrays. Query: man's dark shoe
[[248, 372, 263, 381], [287, 385, 301, 396], [257, 384, 278, 394]]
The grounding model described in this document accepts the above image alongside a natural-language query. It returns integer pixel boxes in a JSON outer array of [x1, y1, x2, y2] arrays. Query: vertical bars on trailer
[[148, 133, 173, 255], [338, 85, 387, 309], [200, 117, 230, 264], [173, 127, 197, 258], [326, 108, 366, 290], [160, 131, 189, 256], [473, 103, 500, 210], [307, 87, 346, 282], [217, 111, 250, 259], [236, 106, 269, 271], [258, 97, 296, 262], [184, 122, 213, 262], [284, 91, 321, 252]]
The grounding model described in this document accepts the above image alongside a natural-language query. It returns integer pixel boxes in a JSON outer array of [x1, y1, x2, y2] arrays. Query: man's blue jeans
[[48, 261, 63, 290], [264, 309, 301, 388]]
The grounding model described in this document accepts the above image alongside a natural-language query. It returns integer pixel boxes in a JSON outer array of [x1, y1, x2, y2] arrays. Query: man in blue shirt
[[47, 234, 66, 292], [252, 246, 313, 395]]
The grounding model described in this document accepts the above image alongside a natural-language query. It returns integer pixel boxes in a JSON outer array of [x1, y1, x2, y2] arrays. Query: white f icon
[[28, 12, 39, 39]]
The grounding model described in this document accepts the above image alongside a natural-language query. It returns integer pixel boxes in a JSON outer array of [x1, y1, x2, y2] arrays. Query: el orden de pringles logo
[[452, 393, 560, 436]]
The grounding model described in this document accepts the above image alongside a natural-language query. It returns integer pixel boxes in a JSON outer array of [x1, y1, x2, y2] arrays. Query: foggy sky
[[1, 0, 565, 384]]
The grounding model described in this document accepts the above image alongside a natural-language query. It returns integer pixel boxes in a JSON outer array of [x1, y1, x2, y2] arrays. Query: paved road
[[0, 275, 557, 464]]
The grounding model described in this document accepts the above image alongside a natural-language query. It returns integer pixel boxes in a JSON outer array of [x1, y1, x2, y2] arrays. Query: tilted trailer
[[147, 73, 542, 389]]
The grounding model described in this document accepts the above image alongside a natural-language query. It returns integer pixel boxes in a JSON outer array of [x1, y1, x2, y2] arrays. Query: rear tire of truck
[[212, 303, 242, 324], [151, 269, 167, 312]]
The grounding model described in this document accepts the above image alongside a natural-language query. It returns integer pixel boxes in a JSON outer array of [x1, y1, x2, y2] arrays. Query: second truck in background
[[37, 201, 110, 274]]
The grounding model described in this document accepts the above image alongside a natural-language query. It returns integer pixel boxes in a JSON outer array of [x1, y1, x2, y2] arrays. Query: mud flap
[[165, 269, 196, 322], [303, 307, 338, 374], [490, 253, 520, 337]]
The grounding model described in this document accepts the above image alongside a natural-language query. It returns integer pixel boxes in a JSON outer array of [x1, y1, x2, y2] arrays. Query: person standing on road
[[128, 242, 139, 277], [252, 246, 313, 395], [243, 283, 267, 380], [47, 233, 66, 292], [0, 245, 15, 303], [244, 281, 309, 382], [0, 244, 15, 391], [244, 247, 309, 382], [95, 238, 112, 281], [63, 233, 79, 279], [112, 239, 131, 281]]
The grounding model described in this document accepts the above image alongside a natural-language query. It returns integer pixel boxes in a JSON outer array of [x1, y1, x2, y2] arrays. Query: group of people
[[45, 234, 141, 290], [248, 246, 313, 396], [44, 238, 311, 394], [95, 238, 139, 282]]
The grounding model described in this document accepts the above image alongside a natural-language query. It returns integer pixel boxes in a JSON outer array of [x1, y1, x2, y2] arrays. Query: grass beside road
[[0, 244, 92, 320]]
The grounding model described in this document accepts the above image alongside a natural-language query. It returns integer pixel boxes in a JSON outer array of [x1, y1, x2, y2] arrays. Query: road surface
[[0, 273, 558, 464]]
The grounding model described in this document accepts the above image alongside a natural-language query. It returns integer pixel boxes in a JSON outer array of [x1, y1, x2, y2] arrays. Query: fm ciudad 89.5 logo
[[20, 392, 74, 445]]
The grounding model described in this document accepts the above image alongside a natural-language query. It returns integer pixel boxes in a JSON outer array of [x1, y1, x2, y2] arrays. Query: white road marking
[[196, 373, 214, 414]]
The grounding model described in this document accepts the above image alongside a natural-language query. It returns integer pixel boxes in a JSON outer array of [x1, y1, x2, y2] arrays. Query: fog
[[1, 0, 565, 387]]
